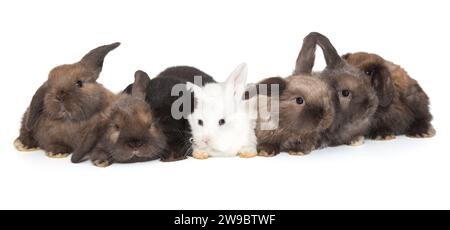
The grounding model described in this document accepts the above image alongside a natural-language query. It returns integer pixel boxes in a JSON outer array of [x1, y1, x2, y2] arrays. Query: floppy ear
[[226, 63, 248, 99], [365, 63, 395, 107], [255, 77, 287, 97], [341, 53, 352, 60], [80, 42, 120, 80], [25, 83, 48, 131], [132, 70, 151, 100], [294, 32, 344, 75]]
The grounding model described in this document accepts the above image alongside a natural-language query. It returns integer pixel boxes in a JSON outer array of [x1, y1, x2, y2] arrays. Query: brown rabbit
[[253, 75, 335, 156], [88, 71, 167, 167], [14, 43, 120, 163], [294, 32, 378, 147], [342, 52, 435, 139]]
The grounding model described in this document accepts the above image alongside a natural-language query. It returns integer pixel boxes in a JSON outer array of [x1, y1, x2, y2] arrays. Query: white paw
[[192, 152, 209, 160], [349, 136, 365, 146], [14, 138, 39, 152], [46, 152, 70, 159]]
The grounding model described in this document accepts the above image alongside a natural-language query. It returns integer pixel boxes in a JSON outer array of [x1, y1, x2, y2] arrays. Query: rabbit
[[88, 71, 167, 167], [14, 42, 120, 163], [294, 32, 379, 147], [251, 74, 335, 157], [342, 52, 435, 139], [124, 66, 216, 162], [186, 63, 258, 159]]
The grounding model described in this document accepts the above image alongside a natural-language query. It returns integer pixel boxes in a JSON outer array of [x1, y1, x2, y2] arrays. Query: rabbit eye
[[296, 97, 304, 105], [198, 120, 203, 126], [365, 69, 376, 77], [219, 119, 226, 126], [341, 90, 351, 97], [76, 80, 83, 88], [114, 124, 120, 129]]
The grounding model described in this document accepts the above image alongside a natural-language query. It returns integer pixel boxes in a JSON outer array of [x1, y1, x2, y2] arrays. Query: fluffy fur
[[253, 74, 335, 156], [187, 63, 258, 159], [343, 52, 435, 139], [88, 71, 167, 167], [15, 43, 120, 163], [294, 32, 378, 147], [124, 66, 216, 161]]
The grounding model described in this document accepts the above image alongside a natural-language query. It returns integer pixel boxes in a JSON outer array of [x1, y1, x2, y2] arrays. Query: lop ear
[[80, 42, 120, 80], [294, 32, 344, 75], [132, 70, 151, 100], [341, 53, 352, 60], [25, 83, 48, 131], [255, 77, 287, 97], [226, 63, 248, 99], [365, 63, 395, 107]]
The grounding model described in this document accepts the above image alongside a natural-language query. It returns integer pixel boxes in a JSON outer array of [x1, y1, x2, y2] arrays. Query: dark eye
[[365, 69, 376, 77], [114, 124, 120, 129], [198, 120, 203, 126], [76, 80, 83, 88], [219, 119, 225, 126], [341, 90, 351, 97], [296, 97, 304, 105]]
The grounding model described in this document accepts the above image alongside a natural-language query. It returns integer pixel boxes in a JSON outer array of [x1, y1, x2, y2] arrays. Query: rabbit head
[[294, 32, 378, 145], [101, 71, 167, 163], [25, 43, 120, 130], [187, 63, 257, 156]]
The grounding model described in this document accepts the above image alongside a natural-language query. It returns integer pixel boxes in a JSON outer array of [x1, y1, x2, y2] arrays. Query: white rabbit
[[186, 63, 258, 159]]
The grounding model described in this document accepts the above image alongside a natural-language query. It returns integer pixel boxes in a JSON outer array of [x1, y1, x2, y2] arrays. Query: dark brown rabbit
[[294, 32, 378, 147], [88, 71, 167, 167], [14, 43, 120, 163], [343, 52, 435, 139], [253, 75, 335, 156]]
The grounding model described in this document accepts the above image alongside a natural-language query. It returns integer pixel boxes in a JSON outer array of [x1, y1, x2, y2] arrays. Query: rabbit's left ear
[[80, 42, 120, 80], [226, 63, 248, 98]]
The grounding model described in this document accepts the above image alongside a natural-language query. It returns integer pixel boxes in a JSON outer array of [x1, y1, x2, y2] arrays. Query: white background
[[1, 0, 449, 210]]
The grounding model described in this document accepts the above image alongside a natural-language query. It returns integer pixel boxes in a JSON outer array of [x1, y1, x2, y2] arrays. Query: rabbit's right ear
[[226, 63, 248, 99], [25, 83, 48, 131], [80, 42, 120, 80], [132, 70, 151, 100], [364, 63, 395, 107]]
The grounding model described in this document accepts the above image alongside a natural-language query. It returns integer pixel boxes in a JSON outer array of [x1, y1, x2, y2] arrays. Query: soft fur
[[124, 66, 216, 161], [15, 43, 120, 162], [88, 71, 167, 167], [253, 74, 335, 156], [187, 63, 258, 159], [294, 32, 378, 147], [343, 52, 435, 139]]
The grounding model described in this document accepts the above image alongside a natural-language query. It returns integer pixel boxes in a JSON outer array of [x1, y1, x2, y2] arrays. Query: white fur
[[187, 63, 257, 157]]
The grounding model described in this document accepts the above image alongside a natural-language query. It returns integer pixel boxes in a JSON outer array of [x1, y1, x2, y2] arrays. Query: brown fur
[[254, 75, 334, 156], [343, 52, 434, 138], [88, 71, 167, 167], [294, 32, 378, 147], [16, 43, 120, 163]]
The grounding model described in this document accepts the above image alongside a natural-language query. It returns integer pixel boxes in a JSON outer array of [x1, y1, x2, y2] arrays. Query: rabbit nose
[[56, 90, 66, 102], [202, 137, 210, 145], [127, 139, 144, 149]]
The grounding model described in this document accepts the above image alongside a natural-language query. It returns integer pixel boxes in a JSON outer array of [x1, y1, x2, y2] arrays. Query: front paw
[[14, 138, 39, 152], [348, 136, 365, 146], [92, 159, 111, 168], [46, 152, 70, 158], [257, 144, 280, 157], [238, 146, 257, 158], [371, 134, 396, 141], [192, 152, 209, 160]]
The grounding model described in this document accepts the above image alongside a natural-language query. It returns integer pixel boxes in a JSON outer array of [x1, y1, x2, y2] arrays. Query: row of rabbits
[[14, 32, 435, 167]]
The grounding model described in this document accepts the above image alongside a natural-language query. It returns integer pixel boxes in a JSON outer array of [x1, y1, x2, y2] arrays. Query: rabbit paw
[[407, 127, 436, 138], [46, 152, 70, 158], [373, 134, 396, 141], [14, 138, 39, 152], [93, 160, 111, 168], [288, 151, 309, 156], [349, 136, 365, 146], [238, 146, 257, 158], [192, 152, 209, 160]]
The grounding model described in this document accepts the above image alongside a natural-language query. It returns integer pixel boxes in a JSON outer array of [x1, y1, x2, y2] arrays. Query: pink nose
[[202, 137, 210, 145]]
